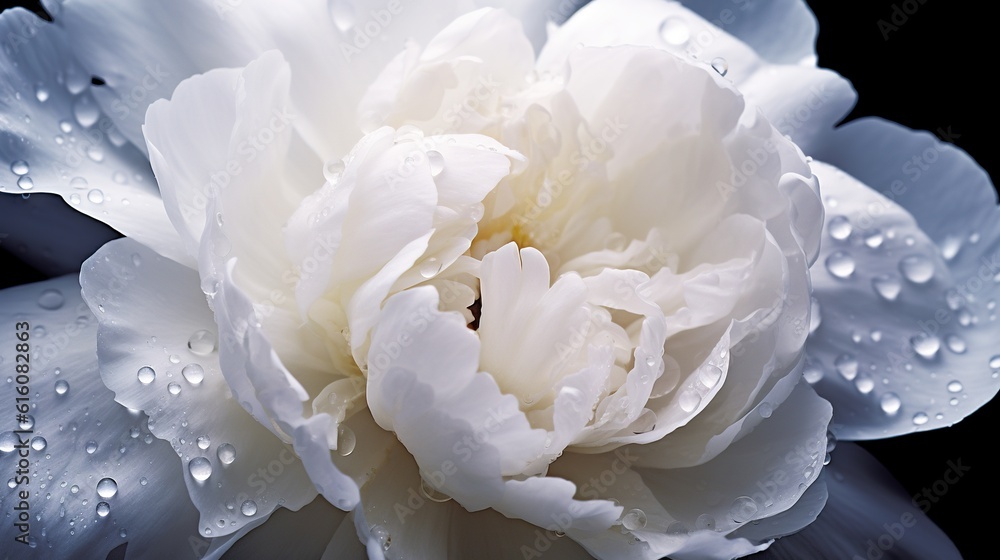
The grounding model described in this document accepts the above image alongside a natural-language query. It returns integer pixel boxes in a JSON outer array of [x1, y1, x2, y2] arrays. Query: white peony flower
[[0, 1, 991, 558]]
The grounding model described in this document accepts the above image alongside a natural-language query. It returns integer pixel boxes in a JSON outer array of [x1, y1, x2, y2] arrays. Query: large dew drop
[[187, 330, 217, 356], [825, 251, 855, 279], [621, 508, 648, 531], [217, 443, 236, 465], [189, 457, 213, 482], [729, 496, 758, 524], [899, 255, 934, 284], [37, 289, 65, 310], [137, 366, 155, 384], [182, 363, 205, 385], [96, 477, 118, 498], [659, 17, 690, 45]]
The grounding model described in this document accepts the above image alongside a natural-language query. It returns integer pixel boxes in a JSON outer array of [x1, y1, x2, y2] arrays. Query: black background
[[0, 0, 996, 558]]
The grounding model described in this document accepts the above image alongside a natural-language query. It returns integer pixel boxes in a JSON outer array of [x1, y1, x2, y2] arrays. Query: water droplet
[[73, 95, 100, 127], [940, 236, 962, 261], [834, 354, 858, 381], [240, 499, 258, 516], [729, 496, 758, 524], [758, 402, 773, 418], [59, 119, 74, 133], [659, 17, 690, 45], [825, 251, 855, 278], [137, 366, 155, 384], [370, 524, 391, 551], [86, 441, 98, 454], [35, 84, 49, 102], [803, 364, 823, 384], [419, 258, 441, 279], [19, 415, 33, 430], [427, 150, 445, 177], [17, 176, 33, 190], [86, 145, 104, 162], [865, 230, 885, 249], [469, 203, 485, 222], [870, 329, 883, 342], [622, 508, 647, 531], [37, 289, 65, 310], [54, 379, 69, 395], [854, 374, 875, 394], [182, 363, 205, 385], [10, 160, 29, 175], [187, 330, 217, 356], [168, 382, 181, 396], [945, 334, 967, 354], [910, 334, 940, 359], [139, 477, 148, 486], [217, 443, 236, 465], [899, 255, 934, 284], [698, 365, 723, 389], [678, 389, 701, 412], [0, 432, 16, 453], [337, 425, 356, 456], [189, 457, 213, 481], [328, 0, 356, 32], [96, 502, 110, 517], [880, 393, 901, 415], [197, 436, 211, 450], [912, 412, 929, 426], [947, 380, 964, 393], [419, 476, 453, 503], [872, 275, 903, 301], [710, 57, 729, 77], [30, 436, 46, 451], [828, 216, 852, 240], [96, 478, 118, 498], [324, 159, 345, 183], [87, 189, 104, 204], [695, 514, 716, 531], [69, 193, 81, 205]]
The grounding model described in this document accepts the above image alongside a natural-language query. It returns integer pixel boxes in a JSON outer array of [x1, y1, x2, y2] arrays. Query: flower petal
[[353, 441, 596, 560], [0, 8, 186, 264], [549, 381, 830, 559], [680, 0, 818, 65], [805, 155, 1000, 440], [749, 443, 962, 560], [80, 238, 317, 538], [538, 0, 855, 153], [0, 274, 238, 558]]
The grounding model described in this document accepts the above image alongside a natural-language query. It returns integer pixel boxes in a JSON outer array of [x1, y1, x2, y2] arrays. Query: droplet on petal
[[96, 478, 118, 498], [622, 508, 647, 531], [659, 17, 690, 45], [187, 330, 217, 356], [37, 289, 65, 310], [825, 251, 855, 279], [217, 443, 236, 465], [880, 393, 902, 415], [710, 57, 728, 77], [828, 216, 852, 240], [137, 366, 155, 384], [899, 255, 934, 284], [729, 496, 758, 524], [189, 457, 213, 482], [182, 364, 205, 385], [337, 425, 356, 456], [241, 500, 258, 517]]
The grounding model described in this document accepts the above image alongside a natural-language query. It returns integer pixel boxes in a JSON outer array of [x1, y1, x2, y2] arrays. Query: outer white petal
[[750, 444, 962, 560], [353, 441, 596, 560], [549, 382, 831, 560], [42, 0, 560, 158], [0, 274, 243, 558], [147, 49, 336, 408], [0, 8, 186, 264], [80, 238, 317, 538], [680, 0, 818, 65], [538, 0, 856, 153], [806, 155, 1000, 440]]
